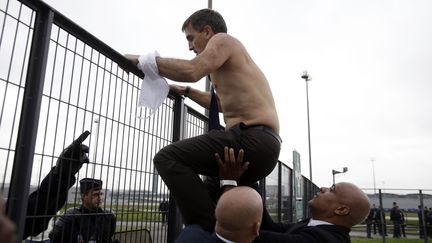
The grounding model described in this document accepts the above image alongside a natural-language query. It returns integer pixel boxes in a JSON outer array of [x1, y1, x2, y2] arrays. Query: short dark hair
[[182, 9, 227, 34]]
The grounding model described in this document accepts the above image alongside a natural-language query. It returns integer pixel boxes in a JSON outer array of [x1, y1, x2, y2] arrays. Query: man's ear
[[253, 222, 261, 236], [203, 25, 214, 38], [335, 205, 350, 216]]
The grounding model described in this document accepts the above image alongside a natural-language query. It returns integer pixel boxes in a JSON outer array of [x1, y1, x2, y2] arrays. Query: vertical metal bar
[[419, 190, 428, 243], [6, 8, 54, 241], [378, 189, 386, 243], [167, 95, 185, 243], [277, 161, 282, 222]]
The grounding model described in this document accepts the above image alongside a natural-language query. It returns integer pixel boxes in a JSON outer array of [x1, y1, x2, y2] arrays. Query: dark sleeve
[[49, 208, 78, 243], [260, 207, 292, 233], [24, 169, 76, 238], [110, 211, 117, 238], [254, 226, 350, 243]]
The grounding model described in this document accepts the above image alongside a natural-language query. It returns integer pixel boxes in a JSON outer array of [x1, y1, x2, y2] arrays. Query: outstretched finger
[[73, 130, 90, 146], [223, 146, 229, 163], [237, 149, 244, 163], [229, 148, 236, 164]]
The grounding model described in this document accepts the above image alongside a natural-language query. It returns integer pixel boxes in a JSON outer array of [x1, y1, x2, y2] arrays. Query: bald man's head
[[308, 182, 370, 228], [215, 186, 263, 243]]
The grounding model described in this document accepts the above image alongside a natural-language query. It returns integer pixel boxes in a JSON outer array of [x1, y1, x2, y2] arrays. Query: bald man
[[255, 182, 370, 243], [175, 186, 263, 243]]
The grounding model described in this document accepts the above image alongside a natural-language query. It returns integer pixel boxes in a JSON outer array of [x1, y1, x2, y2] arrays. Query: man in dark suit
[[254, 182, 370, 243]]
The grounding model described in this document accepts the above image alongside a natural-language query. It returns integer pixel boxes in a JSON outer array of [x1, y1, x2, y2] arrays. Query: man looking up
[[255, 182, 370, 243], [126, 8, 281, 230]]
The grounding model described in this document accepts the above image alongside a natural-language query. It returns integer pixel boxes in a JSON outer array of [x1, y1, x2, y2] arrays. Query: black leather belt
[[233, 123, 282, 144]]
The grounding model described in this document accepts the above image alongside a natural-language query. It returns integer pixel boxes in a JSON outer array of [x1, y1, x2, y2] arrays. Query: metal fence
[[352, 188, 432, 242], [0, 0, 318, 242]]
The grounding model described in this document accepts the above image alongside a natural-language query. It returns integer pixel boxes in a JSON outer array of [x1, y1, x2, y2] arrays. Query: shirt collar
[[307, 218, 333, 226], [215, 232, 235, 243]]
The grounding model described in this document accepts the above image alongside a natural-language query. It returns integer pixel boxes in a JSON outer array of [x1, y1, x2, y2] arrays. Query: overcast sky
[[43, 0, 432, 190]]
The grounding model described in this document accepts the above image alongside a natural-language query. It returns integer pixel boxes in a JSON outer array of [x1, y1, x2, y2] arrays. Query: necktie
[[208, 85, 223, 131]]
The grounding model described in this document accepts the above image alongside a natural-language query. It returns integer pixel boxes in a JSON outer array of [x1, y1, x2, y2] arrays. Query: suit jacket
[[253, 218, 351, 243], [175, 225, 226, 243]]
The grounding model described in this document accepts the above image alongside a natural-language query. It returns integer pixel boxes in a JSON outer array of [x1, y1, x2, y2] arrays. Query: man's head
[[215, 186, 263, 243], [79, 178, 103, 210], [308, 182, 370, 229], [181, 9, 227, 55]]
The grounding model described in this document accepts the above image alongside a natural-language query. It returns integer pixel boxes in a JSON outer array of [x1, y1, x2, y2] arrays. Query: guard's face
[[83, 189, 103, 210], [184, 24, 209, 55]]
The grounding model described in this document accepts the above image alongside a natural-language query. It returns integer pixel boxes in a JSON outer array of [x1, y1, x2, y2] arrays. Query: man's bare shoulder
[[210, 33, 241, 46]]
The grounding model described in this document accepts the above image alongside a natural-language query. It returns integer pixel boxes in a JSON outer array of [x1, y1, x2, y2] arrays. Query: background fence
[[0, 0, 319, 242]]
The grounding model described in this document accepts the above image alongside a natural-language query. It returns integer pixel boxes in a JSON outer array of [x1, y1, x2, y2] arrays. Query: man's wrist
[[220, 179, 237, 188], [184, 86, 191, 97]]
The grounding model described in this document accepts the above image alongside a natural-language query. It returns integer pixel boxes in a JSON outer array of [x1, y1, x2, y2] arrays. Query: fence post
[[5, 7, 54, 241], [166, 95, 186, 243], [277, 161, 282, 222], [419, 190, 428, 243], [378, 189, 386, 243]]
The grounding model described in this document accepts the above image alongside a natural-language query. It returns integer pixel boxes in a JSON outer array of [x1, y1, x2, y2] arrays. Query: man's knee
[[153, 146, 175, 173]]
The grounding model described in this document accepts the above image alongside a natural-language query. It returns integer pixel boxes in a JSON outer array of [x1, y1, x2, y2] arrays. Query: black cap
[[79, 178, 103, 194]]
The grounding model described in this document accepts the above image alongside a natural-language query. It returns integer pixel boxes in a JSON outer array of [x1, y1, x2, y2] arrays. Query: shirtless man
[[126, 9, 281, 230]]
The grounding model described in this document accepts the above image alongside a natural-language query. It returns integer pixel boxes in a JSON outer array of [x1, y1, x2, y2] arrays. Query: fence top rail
[[19, 0, 141, 78]]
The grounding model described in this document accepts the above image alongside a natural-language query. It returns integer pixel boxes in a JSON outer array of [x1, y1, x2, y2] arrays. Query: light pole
[[301, 71, 313, 181], [332, 167, 348, 185], [371, 158, 377, 194]]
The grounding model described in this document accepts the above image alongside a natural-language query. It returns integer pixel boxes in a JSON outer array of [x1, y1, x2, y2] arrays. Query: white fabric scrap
[[137, 51, 169, 114]]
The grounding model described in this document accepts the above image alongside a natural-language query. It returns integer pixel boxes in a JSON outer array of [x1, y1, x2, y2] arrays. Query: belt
[[233, 123, 282, 144]]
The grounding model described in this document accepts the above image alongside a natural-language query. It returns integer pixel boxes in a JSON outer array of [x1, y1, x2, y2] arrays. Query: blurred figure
[[159, 200, 169, 225], [0, 197, 16, 243], [375, 206, 387, 236], [418, 205, 426, 239], [49, 178, 117, 243], [366, 204, 377, 238]]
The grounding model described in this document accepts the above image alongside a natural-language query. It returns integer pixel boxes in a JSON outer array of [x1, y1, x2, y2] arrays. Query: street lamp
[[301, 70, 313, 181], [371, 158, 377, 194], [332, 167, 348, 185]]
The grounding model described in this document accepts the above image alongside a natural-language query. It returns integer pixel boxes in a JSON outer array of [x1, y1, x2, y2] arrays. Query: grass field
[[352, 237, 425, 243]]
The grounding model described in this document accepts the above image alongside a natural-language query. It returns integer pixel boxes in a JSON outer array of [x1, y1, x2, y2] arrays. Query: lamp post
[[332, 167, 348, 185], [371, 158, 377, 194], [301, 71, 313, 181]]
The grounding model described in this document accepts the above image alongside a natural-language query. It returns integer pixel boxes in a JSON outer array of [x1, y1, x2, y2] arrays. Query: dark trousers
[[154, 123, 281, 230]]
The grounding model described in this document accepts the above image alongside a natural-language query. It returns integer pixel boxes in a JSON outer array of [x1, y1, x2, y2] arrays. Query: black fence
[[0, 0, 318, 242]]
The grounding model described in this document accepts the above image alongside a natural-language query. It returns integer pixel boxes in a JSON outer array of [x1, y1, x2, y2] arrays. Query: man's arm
[[24, 131, 90, 238], [170, 84, 211, 109], [126, 33, 232, 83]]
